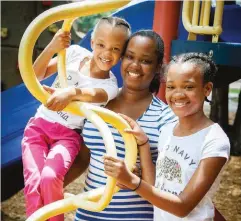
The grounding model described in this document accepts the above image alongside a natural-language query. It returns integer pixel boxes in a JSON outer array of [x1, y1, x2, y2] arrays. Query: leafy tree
[[75, 12, 114, 33]]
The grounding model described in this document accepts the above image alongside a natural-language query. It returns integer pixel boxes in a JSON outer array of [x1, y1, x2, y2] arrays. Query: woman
[[69, 30, 176, 221]]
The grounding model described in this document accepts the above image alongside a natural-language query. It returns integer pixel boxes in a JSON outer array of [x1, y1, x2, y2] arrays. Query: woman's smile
[[127, 71, 141, 78]]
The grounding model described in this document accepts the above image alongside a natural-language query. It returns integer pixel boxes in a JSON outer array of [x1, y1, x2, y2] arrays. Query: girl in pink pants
[[21, 16, 131, 221]]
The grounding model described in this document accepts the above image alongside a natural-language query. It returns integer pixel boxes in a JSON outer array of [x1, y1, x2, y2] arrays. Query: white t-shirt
[[154, 122, 230, 221], [35, 45, 119, 129]]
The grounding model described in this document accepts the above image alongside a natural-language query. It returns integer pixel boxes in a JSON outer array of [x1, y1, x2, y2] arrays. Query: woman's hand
[[43, 85, 75, 111], [119, 114, 149, 146], [48, 30, 71, 54]]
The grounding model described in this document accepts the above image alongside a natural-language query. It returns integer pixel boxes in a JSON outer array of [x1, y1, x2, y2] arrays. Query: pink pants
[[22, 117, 82, 221]]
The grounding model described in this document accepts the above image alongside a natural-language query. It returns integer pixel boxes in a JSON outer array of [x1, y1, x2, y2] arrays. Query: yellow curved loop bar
[[182, 0, 224, 35], [57, 18, 76, 88], [17, 1, 137, 220]]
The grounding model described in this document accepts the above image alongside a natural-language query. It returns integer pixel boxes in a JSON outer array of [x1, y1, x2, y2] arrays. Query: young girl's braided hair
[[91, 17, 131, 40], [167, 52, 218, 102]]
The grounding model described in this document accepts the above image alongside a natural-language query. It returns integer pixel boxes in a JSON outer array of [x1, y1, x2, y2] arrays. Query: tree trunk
[[210, 86, 229, 132]]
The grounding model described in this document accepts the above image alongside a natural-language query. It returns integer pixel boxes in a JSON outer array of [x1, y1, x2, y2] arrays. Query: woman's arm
[[105, 156, 227, 217], [34, 30, 71, 81], [138, 142, 155, 185]]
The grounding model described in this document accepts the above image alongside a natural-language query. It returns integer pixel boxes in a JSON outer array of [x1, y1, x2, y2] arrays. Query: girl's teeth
[[101, 58, 111, 62], [174, 102, 187, 107], [128, 72, 139, 77]]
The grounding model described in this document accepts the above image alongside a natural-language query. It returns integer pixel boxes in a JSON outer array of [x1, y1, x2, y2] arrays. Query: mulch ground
[[1, 156, 241, 221]]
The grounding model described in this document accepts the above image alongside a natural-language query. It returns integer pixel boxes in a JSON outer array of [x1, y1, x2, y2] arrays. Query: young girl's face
[[91, 23, 128, 72], [165, 62, 212, 118], [121, 35, 160, 91]]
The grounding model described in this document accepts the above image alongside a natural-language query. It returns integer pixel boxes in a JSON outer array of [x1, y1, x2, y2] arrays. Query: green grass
[[229, 88, 240, 94], [230, 97, 238, 103]]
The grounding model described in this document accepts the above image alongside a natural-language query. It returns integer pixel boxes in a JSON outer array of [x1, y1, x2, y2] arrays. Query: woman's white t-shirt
[[154, 122, 230, 221], [35, 45, 118, 129]]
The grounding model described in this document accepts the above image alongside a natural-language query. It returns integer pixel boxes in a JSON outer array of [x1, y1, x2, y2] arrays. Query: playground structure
[[1, 0, 241, 219]]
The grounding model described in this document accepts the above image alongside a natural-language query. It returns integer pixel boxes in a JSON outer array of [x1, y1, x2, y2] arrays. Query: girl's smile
[[166, 63, 212, 118], [91, 22, 128, 72]]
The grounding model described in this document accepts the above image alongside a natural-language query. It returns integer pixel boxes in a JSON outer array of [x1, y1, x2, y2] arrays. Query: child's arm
[[34, 30, 71, 81], [43, 86, 112, 111], [69, 76, 119, 104], [104, 115, 228, 217], [68, 87, 109, 103], [138, 157, 227, 217], [104, 151, 227, 218], [43, 75, 118, 111], [68, 75, 119, 104]]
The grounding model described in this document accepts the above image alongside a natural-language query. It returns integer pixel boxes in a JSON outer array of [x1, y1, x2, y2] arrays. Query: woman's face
[[121, 35, 160, 91]]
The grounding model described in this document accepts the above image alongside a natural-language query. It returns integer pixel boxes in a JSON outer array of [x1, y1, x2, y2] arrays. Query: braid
[[169, 52, 217, 84], [91, 16, 131, 40]]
